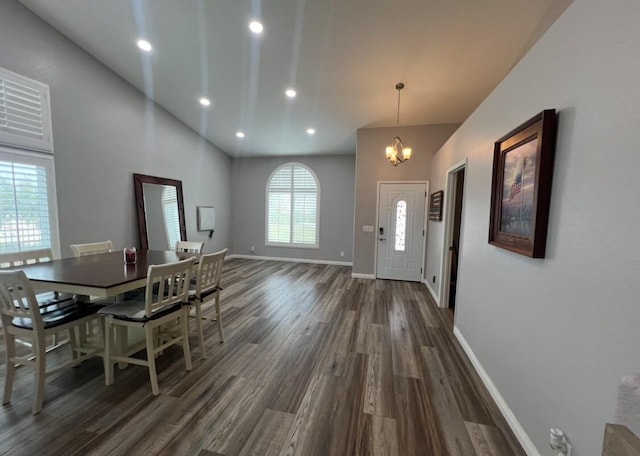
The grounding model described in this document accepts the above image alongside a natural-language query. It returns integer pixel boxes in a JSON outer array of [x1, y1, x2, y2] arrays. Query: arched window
[[266, 163, 319, 248]]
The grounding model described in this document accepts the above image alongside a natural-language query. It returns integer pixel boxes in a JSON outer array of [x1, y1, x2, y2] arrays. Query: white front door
[[376, 183, 426, 281]]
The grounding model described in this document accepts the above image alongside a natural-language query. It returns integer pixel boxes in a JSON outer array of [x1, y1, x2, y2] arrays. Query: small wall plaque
[[429, 190, 444, 221], [197, 206, 215, 231]]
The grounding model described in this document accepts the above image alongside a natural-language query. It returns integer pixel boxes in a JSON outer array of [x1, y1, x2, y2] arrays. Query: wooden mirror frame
[[133, 173, 187, 250]]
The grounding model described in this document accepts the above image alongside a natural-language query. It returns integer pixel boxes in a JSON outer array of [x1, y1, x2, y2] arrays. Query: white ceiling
[[20, 0, 563, 158]]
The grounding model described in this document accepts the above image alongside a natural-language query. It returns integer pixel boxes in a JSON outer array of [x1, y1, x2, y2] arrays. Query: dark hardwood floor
[[0, 259, 525, 456]]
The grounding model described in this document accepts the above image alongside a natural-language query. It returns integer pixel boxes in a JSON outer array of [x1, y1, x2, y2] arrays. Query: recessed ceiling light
[[236, 131, 245, 138], [136, 39, 152, 52], [285, 89, 297, 98], [199, 97, 211, 107], [249, 20, 264, 34], [306, 128, 316, 135]]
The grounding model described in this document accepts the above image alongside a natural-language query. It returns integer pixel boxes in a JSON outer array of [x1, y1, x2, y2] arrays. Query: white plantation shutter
[[0, 69, 59, 256], [267, 163, 319, 247], [0, 67, 53, 153], [0, 148, 59, 255], [268, 192, 291, 243]]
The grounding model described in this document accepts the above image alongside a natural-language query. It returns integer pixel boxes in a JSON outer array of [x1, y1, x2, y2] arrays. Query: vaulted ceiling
[[20, 0, 567, 157]]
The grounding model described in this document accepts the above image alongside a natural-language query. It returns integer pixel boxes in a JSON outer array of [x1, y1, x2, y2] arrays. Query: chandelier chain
[[396, 86, 401, 128]]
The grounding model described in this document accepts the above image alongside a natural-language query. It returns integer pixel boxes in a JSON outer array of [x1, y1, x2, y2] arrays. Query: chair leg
[[215, 293, 224, 343], [154, 327, 162, 358], [3, 333, 16, 405], [145, 326, 160, 396], [97, 316, 106, 347], [181, 310, 193, 371], [68, 326, 79, 361], [79, 322, 88, 345], [33, 333, 46, 415], [103, 319, 114, 386], [195, 302, 206, 359]]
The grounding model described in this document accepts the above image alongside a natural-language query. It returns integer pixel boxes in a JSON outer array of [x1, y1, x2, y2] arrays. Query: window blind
[[162, 186, 181, 250], [0, 67, 53, 153], [0, 154, 54, 254], [267, 164, 319, 247]]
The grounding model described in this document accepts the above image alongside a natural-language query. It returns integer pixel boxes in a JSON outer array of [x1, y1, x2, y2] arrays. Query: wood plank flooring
[[0, 259, 525, 456]]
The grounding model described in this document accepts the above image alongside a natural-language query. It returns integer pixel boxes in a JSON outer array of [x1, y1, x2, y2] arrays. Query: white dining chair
[[98, 257, 194, 395], [0, 249, 75, 306], [0, 248, 57, 268], [0, 270, 102, 414], [69, 241, 115, 301], [187, 248, 227, 358], [70, 240, 113, 257], [175, 241, 204, 254], [69, 241, 115, 340], [0, 249, 75, 350]]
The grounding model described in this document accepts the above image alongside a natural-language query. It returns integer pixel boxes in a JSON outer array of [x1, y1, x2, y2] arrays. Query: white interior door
[[376, 183, 426, 281]]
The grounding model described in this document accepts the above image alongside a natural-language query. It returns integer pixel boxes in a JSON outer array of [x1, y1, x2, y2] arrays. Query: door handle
[[379, 237, 386, 241]]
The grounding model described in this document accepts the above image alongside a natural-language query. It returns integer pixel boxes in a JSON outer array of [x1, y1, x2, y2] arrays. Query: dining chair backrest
[[0, 270, 42, 331], [70, 240, 113, 257], [175, 241, 204, 254], [145, 257, 195, 318], [194, 249, 227, 299], [0, 249, 54, 268]]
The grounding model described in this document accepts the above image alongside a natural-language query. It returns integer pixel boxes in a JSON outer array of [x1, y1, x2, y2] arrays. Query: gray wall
[[0, 1, 232, 257], [353, 124, 459, 276], [231, 155, 355, 262], [426, 0, 640, 453]]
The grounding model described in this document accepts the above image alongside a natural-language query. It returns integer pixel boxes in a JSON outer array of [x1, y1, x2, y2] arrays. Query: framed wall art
[[488, 109, 558, 258], [429, 190, 444, 221]]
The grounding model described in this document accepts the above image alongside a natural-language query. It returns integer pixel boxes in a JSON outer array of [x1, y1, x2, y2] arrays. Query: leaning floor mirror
[[133, 173, 187, 250]]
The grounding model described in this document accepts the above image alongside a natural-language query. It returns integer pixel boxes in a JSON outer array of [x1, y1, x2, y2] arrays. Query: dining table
[[15, 249, 197, 299], [12, 249, 199, 369]]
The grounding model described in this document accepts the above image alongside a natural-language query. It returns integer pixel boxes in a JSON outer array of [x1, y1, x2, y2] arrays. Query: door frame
[[439, 159, 467, 309], [374, 180, 429, 280]]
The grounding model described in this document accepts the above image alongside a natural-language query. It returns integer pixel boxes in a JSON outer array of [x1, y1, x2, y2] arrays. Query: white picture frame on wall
[[197, 206, 215, 232]]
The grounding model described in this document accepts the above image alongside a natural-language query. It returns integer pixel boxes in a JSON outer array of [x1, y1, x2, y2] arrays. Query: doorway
[[448, 169, 465, 309], [440, 161, 466, 310], [376, 182, 426, 282]]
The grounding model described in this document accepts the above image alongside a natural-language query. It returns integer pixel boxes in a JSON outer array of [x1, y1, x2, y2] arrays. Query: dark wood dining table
[[15, 250, 197, 298]]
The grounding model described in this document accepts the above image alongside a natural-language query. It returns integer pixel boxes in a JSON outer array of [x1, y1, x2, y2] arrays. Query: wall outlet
[[432, 275, 436, 284], [340, 251, 344, 257], [250, 245, 255, 253]]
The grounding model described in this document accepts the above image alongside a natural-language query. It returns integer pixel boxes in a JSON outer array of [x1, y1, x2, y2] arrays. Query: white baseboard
[[422, 279, 440, 306], [351, 273, 375, 280], [227, 254, 352, 267], [453, 327, 540, 456]]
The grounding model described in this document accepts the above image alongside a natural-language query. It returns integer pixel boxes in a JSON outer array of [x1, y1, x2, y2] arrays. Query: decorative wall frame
[[488, 109, 557, 258], [429, 190, 444, 221]]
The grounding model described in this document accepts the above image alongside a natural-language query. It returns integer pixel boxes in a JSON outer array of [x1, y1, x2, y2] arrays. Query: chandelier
[[385, 82, 412, 166]]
